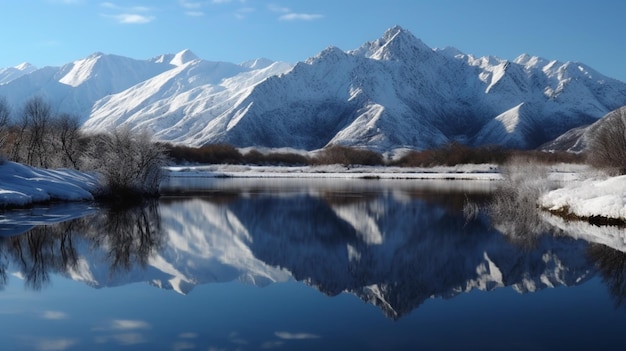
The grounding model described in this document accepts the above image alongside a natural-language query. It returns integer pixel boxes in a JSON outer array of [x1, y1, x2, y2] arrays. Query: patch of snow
[[540, 175, 626, 220], [0, 161, 100, 207]]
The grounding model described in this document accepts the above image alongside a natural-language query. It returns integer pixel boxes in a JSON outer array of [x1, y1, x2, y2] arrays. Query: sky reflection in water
[[1, 178, 626, 350]]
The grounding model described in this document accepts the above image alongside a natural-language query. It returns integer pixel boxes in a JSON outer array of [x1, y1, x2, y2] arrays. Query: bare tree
[[0, 96, 10, 161], [9, 104, 29, 163], [21, 97, 53, 167], [54, 113, 82, 169], [587, 106, 626, 175]]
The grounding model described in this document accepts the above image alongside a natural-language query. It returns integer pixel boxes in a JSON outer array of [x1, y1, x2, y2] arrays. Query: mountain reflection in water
[[2, 178, 626, 319]]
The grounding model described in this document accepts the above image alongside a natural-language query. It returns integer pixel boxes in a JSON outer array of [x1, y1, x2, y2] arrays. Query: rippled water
[[1, 178, 626, 350]]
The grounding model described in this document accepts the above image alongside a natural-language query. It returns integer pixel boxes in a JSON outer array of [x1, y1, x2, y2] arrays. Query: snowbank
[[0, 161, 100, 207], [540, 175, 626, 221], [166, 164, 505, 180]]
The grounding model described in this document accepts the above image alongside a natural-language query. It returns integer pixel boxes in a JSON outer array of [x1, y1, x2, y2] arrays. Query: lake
[[1, 177, 626, 350]]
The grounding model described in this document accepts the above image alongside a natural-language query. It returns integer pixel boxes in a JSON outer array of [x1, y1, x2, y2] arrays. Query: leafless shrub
[[83, 128, 169, 198], [488, 155, 553, 246], [392, 142, 508, 167], [243, 149, 310, 166], [313, 144, 384, 166], [166, 143, 243, 164]]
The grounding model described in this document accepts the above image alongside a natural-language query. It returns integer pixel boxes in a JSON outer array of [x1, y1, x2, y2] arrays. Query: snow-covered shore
[[0, 161, 100, 208], [0, 160, 607, 215], [540, 175, 626, 223], [166, 164, 505, 180]]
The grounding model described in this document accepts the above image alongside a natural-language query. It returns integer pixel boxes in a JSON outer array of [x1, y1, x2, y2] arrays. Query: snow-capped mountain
[[2, 25, 626, 151], [540, 105, 626, 152], [0, 52, 174, 119], [0, 62, 36, 85]]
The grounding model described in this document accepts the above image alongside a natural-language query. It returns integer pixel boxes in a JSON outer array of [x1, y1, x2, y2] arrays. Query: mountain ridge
[[2, 25, 626, 151]]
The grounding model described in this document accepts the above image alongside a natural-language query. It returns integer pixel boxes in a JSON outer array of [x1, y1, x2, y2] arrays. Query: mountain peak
[[306, 46, 347, 65], [513, 53, 551, 68], [240, 57, 275, 70], [352, 25, 433, 61], [170, 49, 199, 66], [87, 52, 105, 59], [14, 62, 36, 72], [381, 25, 410, 41]]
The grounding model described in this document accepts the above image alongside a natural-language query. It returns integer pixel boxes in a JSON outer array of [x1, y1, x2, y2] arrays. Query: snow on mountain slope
[[0, 52, 174, 121], [0, 62, 36, 85], [83, 58, 292, 143], [3, 26, 626, 151], [131, 25, 625, 151], [541, 105, 626, 153]]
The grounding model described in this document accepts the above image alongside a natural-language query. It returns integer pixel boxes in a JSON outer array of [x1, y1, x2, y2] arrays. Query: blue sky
[[1, 0, 625, 81]]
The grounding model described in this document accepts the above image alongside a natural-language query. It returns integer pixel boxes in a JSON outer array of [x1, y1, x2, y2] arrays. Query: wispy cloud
[[92, 319, 151, 347], [268, 4, 289, 13], [274, 331, 321, 340], [278, 13, 323, 21], [112, 13, 155, 24], [179, 0, 209, 17], [47, 0, 82, 4], [261, 340, 285, 349], [111, 319, 151, 330], [100, 2, 156, 24], [235, 6, 255, 19], [42, 311, 68, 320], [35, 338, 78, 351], [185, 11, 204, 16], [268, 4, 323, 22], [180, 0, 204, 8]]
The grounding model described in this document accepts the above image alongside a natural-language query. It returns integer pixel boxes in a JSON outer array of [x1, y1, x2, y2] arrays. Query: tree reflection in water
[[588, 244, 626, 308], [85, 201, 163, 274], [0, 200, 163, 290]]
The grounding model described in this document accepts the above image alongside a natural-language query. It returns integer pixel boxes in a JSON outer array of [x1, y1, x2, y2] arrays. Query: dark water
[[1, 178, 626, 350]]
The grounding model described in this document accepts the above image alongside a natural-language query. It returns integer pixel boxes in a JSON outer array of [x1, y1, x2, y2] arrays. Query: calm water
[[1, 177, 626, 350]]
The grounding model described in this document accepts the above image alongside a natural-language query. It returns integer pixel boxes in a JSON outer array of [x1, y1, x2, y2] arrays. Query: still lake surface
[[1, 177, 626, 350]]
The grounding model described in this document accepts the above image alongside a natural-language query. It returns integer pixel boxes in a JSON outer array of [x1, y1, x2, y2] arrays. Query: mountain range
[[2, 25, 626, 152]]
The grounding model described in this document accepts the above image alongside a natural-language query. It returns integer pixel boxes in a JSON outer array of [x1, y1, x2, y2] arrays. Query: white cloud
[[111, 319, 151, 330], [110, 13, 154, 24], [48, 0, 82, 4], [111, 333, 147, 345], [42, 311, 68, 320], [274, 331, 321, 340], [100, 2, 118, 9], [185, 11, 204, 16], [35, 338, 78, 351], [180, 0, 205, 8], [267, 4, 323, 21], [268, 4, 289, 13], [100, 2, 156, 24], [279, 13, 323, 21]]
